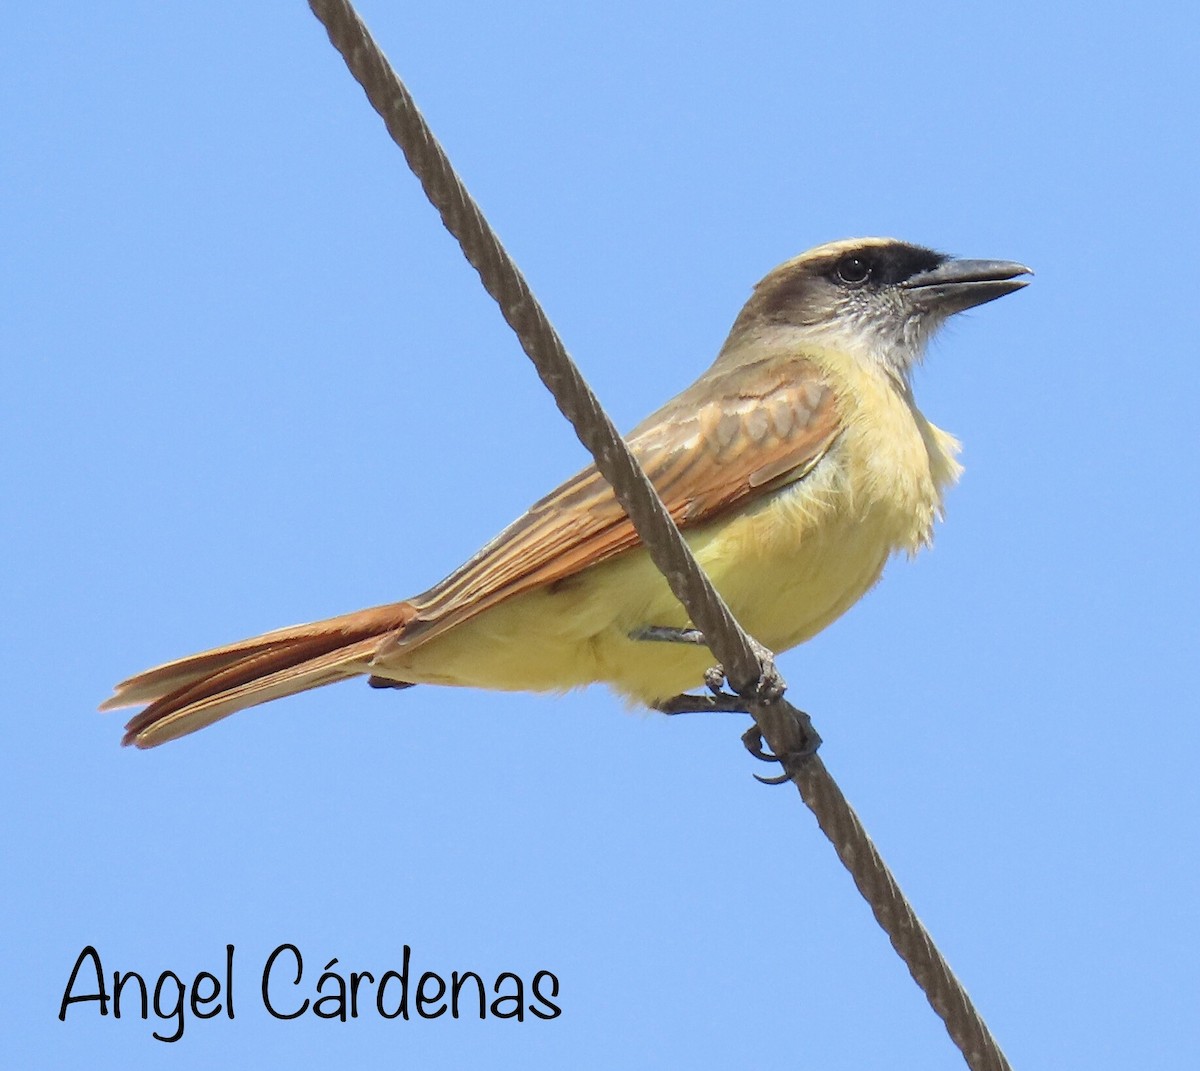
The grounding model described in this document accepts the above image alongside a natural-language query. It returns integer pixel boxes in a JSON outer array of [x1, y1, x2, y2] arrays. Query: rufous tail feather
[[102, 603, 417, 748]]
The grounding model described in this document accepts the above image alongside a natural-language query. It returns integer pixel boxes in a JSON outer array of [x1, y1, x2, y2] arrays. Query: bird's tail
[[101, 602, 418, 748]]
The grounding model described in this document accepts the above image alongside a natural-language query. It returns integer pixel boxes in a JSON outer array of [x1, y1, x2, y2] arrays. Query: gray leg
[[628, 625, 707, 645]]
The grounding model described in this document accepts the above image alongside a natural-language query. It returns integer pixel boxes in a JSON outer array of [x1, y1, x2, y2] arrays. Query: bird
[[104, 237, 1030, 748]]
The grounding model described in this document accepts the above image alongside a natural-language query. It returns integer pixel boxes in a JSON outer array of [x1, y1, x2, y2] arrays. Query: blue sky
[[4, 2, 1198, 1068]]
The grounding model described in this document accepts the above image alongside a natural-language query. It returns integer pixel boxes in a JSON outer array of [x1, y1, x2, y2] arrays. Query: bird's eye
[[836, 255, 872, 285]]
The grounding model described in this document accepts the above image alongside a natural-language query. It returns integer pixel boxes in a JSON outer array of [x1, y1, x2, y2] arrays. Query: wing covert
[[392, 357, 841, 649]]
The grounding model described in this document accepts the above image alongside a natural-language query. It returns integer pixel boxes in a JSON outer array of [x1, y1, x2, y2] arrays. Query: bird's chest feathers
[[682, 366, 960, 650], [830, 364, 961, 555]]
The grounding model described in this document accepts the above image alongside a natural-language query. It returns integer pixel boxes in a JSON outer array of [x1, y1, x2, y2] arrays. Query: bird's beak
[[902, 258, 1033, 315]]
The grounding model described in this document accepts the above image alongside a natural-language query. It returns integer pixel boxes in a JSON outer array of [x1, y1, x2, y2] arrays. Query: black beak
[[902, 258, 1032, 315]]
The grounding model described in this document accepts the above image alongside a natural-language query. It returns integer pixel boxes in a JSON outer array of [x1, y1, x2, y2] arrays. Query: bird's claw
[[754, 770, 795, 786], [744, 638, 787, 702], [741, 725, 792, 784], [705, 639, 787, 704], [704, 664, 727, 695], [740, 708, 822, 785], [741, 725, 781, 763]]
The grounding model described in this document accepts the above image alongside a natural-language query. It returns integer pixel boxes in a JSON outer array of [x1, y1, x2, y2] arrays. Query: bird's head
[[720, 237, 1031, 380]]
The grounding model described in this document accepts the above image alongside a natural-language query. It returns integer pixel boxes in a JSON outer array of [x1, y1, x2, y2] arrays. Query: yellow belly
[[389, 462, 923, 703]]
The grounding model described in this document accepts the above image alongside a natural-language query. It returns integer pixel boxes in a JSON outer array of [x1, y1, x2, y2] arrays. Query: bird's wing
[[107, 356, 840, 747], [386, 356, 842, 653]]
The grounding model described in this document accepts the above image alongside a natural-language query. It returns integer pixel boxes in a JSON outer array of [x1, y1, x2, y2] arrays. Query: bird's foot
[[654, 690, 820, 786], [741, 710, 821, 784], [653, 690, 750, 715], [629, 625, 708, 646], [639, 625, 811, 785], [630, 626, 785, 704], [701, 638, 786, 704]]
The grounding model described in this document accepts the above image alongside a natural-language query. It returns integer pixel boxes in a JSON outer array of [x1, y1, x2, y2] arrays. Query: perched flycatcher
[[105, 237, 1030, 747]]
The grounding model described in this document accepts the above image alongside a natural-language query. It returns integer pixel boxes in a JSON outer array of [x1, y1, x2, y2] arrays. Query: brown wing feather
[[386, 357, 840, 653]]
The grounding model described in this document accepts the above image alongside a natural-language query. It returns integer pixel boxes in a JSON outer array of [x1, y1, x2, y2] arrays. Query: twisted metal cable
[[306, 3, 1014, 1068], [798, 759, 1012, 1070]]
